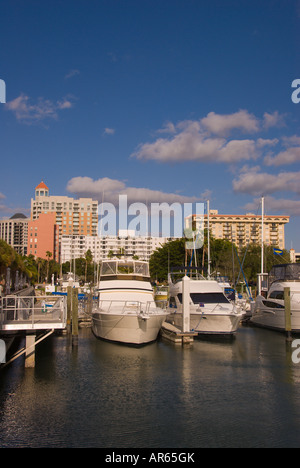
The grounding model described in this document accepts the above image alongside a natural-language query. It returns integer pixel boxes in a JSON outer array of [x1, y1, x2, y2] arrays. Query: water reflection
[[1, 326, 300, 447]]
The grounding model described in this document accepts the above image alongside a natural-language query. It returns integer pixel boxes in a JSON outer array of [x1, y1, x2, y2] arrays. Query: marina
[[1, 325, 300, 448]]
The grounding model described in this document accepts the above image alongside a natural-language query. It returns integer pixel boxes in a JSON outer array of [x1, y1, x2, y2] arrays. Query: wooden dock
[[160, 321, 198, 345]]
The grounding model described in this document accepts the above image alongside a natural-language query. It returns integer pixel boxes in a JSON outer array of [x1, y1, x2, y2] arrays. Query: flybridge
[[0, 79, 5, 103]]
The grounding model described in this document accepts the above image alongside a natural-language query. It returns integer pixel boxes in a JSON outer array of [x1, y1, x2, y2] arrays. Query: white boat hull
[[92, 312, 166, 345], [251, 297, 300, 332], [167, 310, 244, 335]]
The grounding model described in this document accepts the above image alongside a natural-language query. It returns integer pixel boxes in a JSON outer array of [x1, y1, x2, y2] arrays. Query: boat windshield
[[101, 260, 149, 277], [177, 292, 229, 304], [269, 264, 300, 284]]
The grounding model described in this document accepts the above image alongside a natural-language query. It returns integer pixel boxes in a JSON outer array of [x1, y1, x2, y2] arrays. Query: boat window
[[177, 293, 229, 304], [268, 291, 284, 300], [101, 262, 117, 275], [262, 300, 284, 309]]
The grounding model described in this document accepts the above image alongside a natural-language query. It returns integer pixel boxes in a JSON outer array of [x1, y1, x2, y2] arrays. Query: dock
[[160, 321, 197, 345], [0, 295, 67, 368]]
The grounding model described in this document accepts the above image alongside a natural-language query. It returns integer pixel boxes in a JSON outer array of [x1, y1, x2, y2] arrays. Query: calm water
[[1, 325, 300, 448]]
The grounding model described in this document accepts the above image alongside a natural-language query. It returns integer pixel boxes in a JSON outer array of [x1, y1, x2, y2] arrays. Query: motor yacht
[[92, 259, 167, 345], [251, 263, 300, 332], [166, 271, 245, 335]]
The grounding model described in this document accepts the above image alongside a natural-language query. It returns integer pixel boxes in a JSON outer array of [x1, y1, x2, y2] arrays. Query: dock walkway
[[0, 295, 67, 332]]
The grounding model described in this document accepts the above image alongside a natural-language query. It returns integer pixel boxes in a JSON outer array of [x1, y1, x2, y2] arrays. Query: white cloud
[[233, 169, 300, 196], [5, 93, 74, 124], [200, 110, 260, 136], [264, 146, 300, 166], [132, 120, 259, 164], [65, 69, 80, 79], [244, 196, 300, 216], [66, 176, 206, 205], [263, 111, 286, 129], [0, 192, 6, 200], [103, 128, 116, 135], [131, 110, 287, 164]]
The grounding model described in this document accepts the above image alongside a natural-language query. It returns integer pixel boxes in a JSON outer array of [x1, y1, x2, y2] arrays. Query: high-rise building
[[31, 181, 99, 237], [27, 212, 60, 262], [185, 210, 290, 250], [0, 213, 29, 256]]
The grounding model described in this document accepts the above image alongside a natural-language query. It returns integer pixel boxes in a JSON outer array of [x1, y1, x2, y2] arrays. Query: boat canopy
[[269, 263, 300, 285], [100, 259, 150, 278]]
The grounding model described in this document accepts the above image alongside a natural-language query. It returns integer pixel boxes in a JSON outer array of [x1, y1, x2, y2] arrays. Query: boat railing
[[98, 299, 157, 315]]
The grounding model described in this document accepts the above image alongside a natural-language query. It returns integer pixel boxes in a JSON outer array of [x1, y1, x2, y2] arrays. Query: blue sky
[[0, 0, 300, 249]]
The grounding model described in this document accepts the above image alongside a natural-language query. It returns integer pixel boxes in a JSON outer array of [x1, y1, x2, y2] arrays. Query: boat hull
[[92, 312, 166, 345], [251, 299, 300, 332], [167, 310, 244, 335]]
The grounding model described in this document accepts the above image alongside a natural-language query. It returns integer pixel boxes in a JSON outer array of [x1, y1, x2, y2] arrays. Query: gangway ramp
[[0, 295, 67, 332]]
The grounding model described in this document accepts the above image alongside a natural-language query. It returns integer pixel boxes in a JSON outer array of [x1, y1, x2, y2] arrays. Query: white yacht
[[166, 271, 245, 335], [92, 259, 167, 345], [251, 264, 300, 332]]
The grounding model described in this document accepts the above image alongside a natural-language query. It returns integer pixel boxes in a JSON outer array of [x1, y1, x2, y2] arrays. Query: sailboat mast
[[207, 200, 211, 278], [261, 196, 264, 275]]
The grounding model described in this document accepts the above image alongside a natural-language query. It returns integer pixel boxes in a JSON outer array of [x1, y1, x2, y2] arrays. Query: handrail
[[98, 299, 159, 315], [0, 295, 67, 330]]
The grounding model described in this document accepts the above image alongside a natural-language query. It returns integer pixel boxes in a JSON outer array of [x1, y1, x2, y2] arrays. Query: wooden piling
[[284, 287, 292, 342], [72, 288, 79, 347], [67, 286, 72, 333], [25, 333, 36, 368]]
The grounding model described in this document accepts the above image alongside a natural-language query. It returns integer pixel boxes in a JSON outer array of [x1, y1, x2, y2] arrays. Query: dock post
[[67, 286, 72, 333], [25, 333, 36, 368], [72, 288, 79, 347], [284, 287, 292, 342], [182, 276, 191, 333]]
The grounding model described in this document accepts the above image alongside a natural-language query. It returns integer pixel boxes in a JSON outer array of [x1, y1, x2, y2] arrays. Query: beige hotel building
[[186, 210, 289, 251], [31, 181, 99, 237]]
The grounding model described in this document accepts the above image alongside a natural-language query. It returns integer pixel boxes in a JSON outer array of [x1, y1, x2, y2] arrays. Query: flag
[[273, 248, 283, 256]]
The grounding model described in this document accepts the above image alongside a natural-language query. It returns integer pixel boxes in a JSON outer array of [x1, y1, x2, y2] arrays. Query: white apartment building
[[60, 231, 172, 263]]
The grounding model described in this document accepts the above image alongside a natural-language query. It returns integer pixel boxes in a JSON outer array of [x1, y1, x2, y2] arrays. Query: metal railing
[[98, 299, 159, 315], [0, 295, 67, 330]]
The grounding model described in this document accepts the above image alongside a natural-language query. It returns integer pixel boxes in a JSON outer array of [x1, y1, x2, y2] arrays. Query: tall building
[[27, 212, 60, 262], [185, 210, 289, 250], [0, 213, 29, 256], [60, 231, 173, 263], [31, 181, 99, 237]]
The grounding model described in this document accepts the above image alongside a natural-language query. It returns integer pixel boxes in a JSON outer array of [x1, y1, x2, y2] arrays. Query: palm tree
[[84, 249, 93, 283], [46, 251, 52, 283]]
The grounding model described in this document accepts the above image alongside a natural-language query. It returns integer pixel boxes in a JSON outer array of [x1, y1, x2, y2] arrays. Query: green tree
[[84, 249, 93, 283]]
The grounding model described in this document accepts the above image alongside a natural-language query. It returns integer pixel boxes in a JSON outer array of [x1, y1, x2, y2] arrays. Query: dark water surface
[[1, 326, 300, 448]]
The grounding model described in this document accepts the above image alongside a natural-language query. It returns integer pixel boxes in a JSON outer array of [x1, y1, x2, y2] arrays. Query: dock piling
[[72, 288, 79, 347]]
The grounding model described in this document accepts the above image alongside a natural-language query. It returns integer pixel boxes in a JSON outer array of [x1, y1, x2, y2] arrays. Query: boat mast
[[207, 200, 211, 279], [261, 196, 264, 275]]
